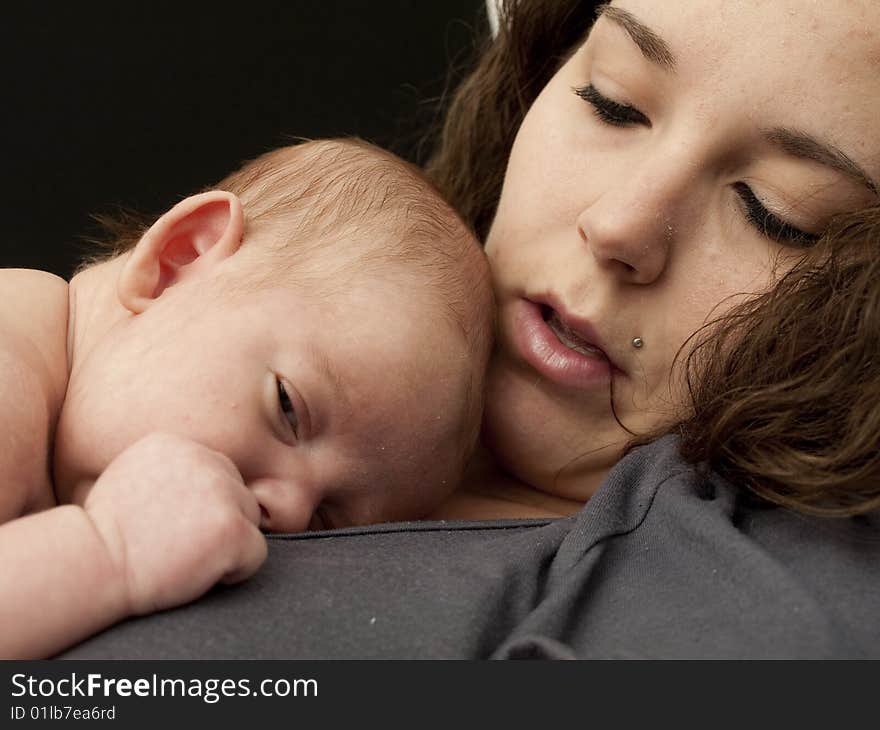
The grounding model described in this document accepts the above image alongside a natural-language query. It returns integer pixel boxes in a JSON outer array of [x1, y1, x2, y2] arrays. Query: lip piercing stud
[[632, 337, 644, 349]]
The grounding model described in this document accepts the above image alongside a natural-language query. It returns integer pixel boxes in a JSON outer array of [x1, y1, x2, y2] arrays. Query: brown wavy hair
[[672, 209, 880, 517], [424, 0, 880, 517]]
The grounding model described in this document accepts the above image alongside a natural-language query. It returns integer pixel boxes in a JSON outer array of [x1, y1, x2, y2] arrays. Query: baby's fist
[[83, 432, 267, 616]]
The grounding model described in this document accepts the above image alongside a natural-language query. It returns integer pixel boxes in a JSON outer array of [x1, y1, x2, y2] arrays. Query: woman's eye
[[573, 83, 650, 127], [734, 183, 820, 248], [276, 378, 299, 437]]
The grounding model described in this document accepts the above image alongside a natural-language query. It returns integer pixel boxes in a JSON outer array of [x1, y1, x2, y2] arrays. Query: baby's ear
[[117, 190, 244, 314]]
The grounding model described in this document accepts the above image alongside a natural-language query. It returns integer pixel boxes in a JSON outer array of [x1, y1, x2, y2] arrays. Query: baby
[[0, 138, 494, 658]]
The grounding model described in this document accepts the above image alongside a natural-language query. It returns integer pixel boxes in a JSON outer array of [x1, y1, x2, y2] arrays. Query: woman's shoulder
[[539, 435, 880, 657], [574, 433, 880, 567]]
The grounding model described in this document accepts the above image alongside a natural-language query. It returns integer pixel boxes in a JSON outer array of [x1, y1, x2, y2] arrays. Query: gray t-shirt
[[59, 435, 880, 659]]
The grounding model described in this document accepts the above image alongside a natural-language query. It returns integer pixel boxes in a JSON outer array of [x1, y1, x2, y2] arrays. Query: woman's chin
[[481, 360, 626, 501]]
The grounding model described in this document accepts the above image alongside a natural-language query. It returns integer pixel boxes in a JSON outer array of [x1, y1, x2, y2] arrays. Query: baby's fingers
[[219, 520, 268, 585], [232, 479, 263, 529]]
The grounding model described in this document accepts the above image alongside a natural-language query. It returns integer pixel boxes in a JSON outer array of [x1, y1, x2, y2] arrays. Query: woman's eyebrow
[[764, 127, 878, 196], [596, 3, 676, 71]]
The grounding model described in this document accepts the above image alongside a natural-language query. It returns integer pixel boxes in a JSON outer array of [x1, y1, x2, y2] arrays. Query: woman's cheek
[[485, 235, 510, 280]]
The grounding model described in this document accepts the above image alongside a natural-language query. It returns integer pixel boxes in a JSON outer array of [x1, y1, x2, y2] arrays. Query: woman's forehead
[[603, 0, 880, 71]]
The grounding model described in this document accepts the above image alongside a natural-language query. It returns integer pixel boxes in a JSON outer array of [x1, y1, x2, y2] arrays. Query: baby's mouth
[[541, 305, 608, 360]]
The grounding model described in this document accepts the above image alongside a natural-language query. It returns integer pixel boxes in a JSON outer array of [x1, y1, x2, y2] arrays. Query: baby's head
[[54, 139, 494, 530]]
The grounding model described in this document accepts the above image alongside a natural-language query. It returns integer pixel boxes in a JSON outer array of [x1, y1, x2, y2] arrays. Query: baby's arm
[[0, 433, 267, 659], [0, 505, 126, 659]]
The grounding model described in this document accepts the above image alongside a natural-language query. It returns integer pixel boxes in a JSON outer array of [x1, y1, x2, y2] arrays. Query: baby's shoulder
[[0, 269, 69, 519], [0, 268, 69, 375]]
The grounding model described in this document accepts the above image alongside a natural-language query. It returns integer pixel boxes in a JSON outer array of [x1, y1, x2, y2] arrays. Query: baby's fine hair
[[87, 138, 491, 344], [221, 139, 492, 341]]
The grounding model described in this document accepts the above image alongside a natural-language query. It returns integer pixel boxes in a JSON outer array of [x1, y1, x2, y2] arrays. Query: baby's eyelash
[[573, 84, 650, 127], [276, 378, 299, 437]]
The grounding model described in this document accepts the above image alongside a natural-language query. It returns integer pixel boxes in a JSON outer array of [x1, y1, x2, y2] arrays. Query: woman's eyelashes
[[574, 83, 650, 127], [734, 183, 820, 248], [276, 377, 300, 438], [574, 83, 820, 248]]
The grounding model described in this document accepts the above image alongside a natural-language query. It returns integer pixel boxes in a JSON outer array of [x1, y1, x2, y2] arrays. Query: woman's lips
[[543, 307, 606, 358], [510, 298, 617, 389]]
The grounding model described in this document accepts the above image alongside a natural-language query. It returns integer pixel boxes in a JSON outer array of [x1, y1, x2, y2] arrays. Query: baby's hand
[[81, 432, 267, 616]]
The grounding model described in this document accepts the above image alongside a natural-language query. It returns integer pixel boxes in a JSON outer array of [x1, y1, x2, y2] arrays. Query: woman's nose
[[576, 158, 692, 285]]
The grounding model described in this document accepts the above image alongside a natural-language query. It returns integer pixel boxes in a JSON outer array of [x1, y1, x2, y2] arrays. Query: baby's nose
[[247, 477, 317, 533]]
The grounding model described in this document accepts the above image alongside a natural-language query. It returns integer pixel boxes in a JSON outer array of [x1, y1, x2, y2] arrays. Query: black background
[[0, 2, 485, 279]]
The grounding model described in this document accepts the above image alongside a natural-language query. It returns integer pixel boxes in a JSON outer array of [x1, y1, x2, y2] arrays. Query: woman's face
[[484, 0, 880, 498]]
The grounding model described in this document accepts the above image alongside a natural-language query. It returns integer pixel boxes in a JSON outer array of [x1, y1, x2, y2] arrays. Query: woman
[[428, 0, 880, 518], [62, 0, 880, 658]]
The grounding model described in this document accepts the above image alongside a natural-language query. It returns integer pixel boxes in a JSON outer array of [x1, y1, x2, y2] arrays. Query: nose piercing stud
[[632, 337, 644, 349]]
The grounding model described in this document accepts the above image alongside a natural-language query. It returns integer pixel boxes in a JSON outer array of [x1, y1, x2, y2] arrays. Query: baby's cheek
[[427, 425, 470, 490]]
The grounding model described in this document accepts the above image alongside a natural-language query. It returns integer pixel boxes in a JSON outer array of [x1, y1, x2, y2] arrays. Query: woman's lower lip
[[509, 299, 613, 388]]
